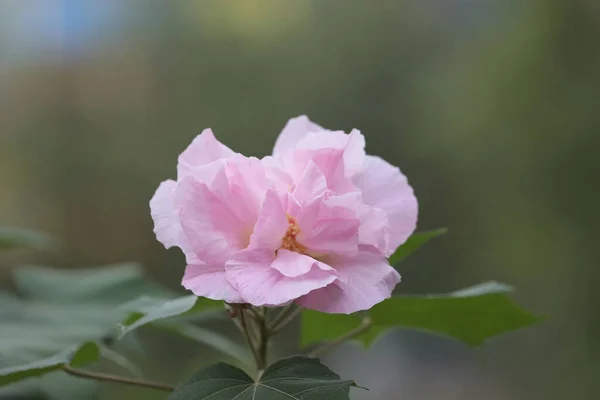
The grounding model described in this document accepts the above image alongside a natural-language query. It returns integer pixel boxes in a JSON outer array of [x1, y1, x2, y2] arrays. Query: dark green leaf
[[119, 295, 221, 337], [168, 356, 360, 400], [388, 228, 448, 265], [301, 281, 543, 348], [0, 227, 53, 251], [0, 342, 100, 387]]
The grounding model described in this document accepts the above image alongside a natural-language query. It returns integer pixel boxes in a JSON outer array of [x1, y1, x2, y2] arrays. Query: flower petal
[[182, 263, 243, 303], [248, 188, 289, 251], [272, 115, 326, 156], [150, 180, 179, 249], [177, 156, 266, 264], [177, 128, 235, 178], [292, 160, 328, 205], [352, 155, 418, 251], [297, 129, 366, 176], [297, 247, 401, 314], [226, 249, 338, 307]]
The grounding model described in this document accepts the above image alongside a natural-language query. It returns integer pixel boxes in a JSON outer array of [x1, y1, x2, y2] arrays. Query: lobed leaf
[[388, 228, 448, 266], [168, 356, 360, 400]]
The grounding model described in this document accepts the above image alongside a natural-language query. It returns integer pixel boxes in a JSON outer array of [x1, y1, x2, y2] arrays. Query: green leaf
[[0, 342, 100, 387], [119, 295, 221, 337], [301, 281, 543, 348], [13, 263, 166, 303], [301, 312, 383, 348], [0, 227, 53, 251], [0, 264, 168, 396], [168, 356, 360, 400], [388, 228, 448, 265]]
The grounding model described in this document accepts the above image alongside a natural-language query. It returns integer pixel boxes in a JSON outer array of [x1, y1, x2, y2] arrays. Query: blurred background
[[1, 0, 599, 399]]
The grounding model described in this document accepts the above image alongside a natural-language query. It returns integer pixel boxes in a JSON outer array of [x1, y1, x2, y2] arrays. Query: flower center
[[280, 215, 307, 254]]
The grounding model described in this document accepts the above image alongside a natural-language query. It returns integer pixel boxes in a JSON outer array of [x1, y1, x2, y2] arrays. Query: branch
[[307, 316, 373, 358], [63, 365, 175, 392]]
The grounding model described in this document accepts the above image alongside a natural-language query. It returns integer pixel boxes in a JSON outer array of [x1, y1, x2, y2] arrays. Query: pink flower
[[150, 116, 418, 313]]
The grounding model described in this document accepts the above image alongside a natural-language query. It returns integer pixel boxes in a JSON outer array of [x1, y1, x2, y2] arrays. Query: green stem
[[63, 366, 174, 392], [239, 309, 262, 370], [270, 306, 304, 334], [307, 317, 373, 357]]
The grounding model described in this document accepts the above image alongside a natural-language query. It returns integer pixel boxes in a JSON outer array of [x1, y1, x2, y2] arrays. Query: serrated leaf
[[168, 356, 360, 400], [0, 227, 53, 251], [0, 342, 100, 387], [119, 295, 221, 337], [301, 281, 543, 348], [388, 228, 448, 265]]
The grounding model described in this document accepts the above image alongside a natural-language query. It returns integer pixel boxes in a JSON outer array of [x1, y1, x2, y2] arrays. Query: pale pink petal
[[270, 249, 338, 278], [297, 248, 400, 314], [226, 250, 338, 307], [248, 189, 289, 251], [297, 129, 366, 176], [177, 129, 235, 178], [358, 205, 391, 256], [352, 155, 418, 251], [321, 192, 389, 254], [272, 116, 326, 156], [299, 216, 359, 258], [182, 264, 243, 303], [150, 180, 179, 249], [177, 157, 266, 264], [292, 161, 327, 205]]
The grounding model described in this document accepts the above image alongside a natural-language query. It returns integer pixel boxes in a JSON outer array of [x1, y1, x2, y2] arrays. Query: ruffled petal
[[177, 156, 267, 264], [248, 188, 289, 251], [272, 115, 326, 156], [352, 155, 418, 251], [297, 247, 400, 314], [150, 180, 179, 249], [182, 263, 243, 303], [177, 128, 235, 178], [226, 249, 338, 307]]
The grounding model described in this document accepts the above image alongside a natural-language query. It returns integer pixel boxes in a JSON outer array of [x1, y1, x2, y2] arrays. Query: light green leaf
[[0, 227, 53, 251], [301, 281, 543, 348], [168, 356, 360, 400], [119, 295, 221, 337], [0, 342, 100, 387], [388, 228, 448, 265]]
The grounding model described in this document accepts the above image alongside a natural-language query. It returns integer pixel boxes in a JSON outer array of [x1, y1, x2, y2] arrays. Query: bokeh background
[[1, 0, 599, 399]]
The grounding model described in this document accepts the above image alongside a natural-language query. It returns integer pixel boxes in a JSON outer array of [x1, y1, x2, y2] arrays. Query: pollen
[[280, 215, 307, 254]]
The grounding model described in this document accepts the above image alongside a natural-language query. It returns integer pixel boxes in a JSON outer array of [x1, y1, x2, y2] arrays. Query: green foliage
[[120, 295, 221, 337], [119, 295, 253, 366], [0, 227, 53, 251], [168, 356, 360, 400], [302, 281, 542, 347], [0, 264, 166, 397], [0, 342, 100, 387], [388, 228, 448, 266]]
